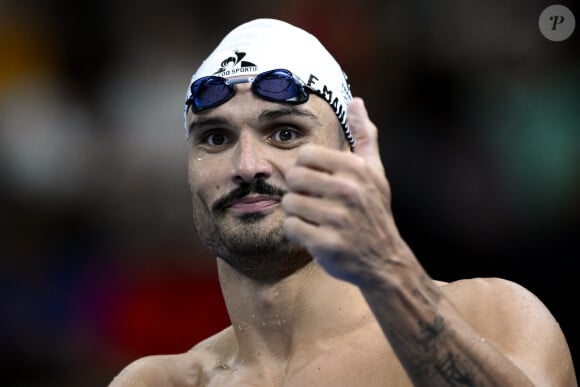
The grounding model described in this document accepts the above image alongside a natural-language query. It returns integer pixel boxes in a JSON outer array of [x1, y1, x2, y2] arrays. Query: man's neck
[[217, 258, 372, 367]]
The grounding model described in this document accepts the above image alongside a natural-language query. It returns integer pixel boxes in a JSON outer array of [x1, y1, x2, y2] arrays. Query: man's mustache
[[211, 179, 287, 215]]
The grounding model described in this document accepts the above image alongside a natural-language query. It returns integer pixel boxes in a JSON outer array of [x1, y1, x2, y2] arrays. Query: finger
[[286, 166, 358, 198], [295, 144, 366, 176], [281, 192, 347, 226], [347, 97, 382, 171], [283, 215, 336, 251], [283, 216, 346, 270], [283, 215, 320, 244], [285, 166, 331, 196]]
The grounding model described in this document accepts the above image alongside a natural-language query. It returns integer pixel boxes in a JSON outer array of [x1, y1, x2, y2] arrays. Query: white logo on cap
[[214, 51, 258, 76]]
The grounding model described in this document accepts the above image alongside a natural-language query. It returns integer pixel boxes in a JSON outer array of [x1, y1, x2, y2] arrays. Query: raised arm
[[281, 97, 577, 386]]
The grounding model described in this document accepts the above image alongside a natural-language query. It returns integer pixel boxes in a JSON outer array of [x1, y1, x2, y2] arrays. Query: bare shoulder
[[439, 277, 560, 327], [439, 277, 566, 346], [441, 277, 577, 386], [440, 276, 549, 311], [108, 327, 235, 387]]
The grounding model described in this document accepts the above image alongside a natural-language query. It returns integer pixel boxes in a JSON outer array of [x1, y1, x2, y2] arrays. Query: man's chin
[[237, 211, 268, 223], [217, 244, 313, 283]]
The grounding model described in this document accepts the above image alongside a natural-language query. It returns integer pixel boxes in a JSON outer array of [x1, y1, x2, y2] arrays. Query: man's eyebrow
[[258, 106, 320, 125], [188, 116, 229, 134], [188, 106, 320, 134]]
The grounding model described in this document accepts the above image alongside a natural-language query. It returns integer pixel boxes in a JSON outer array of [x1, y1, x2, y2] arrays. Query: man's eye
[[205, 133, 227, 146], [272, 128, 298, 142]]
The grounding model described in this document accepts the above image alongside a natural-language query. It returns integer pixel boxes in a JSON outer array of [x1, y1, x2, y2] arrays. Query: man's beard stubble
[[192, 178, 312, 282]]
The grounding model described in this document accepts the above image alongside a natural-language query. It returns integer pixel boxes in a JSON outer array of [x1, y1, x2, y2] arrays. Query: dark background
[[1, 0, 578, 385]]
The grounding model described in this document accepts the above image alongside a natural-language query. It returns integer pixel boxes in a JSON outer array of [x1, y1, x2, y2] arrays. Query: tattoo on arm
[[408, 315, 480, 386], [418, 315, 445, 343], [435, 352, 477, 386], [399, 278, 481, 386]]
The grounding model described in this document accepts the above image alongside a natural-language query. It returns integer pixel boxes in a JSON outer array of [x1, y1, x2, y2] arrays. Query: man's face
[[186, 83, 346, 281]]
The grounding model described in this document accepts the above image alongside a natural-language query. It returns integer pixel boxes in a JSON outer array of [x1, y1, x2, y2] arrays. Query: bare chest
[[201, 345, 411, 387]]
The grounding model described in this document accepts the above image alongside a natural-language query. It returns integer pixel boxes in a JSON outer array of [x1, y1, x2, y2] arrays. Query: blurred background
[[0, 0, 578, 385]]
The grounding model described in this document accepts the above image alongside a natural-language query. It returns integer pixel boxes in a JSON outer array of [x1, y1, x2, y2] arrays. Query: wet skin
[[109, 86, 577, 386]]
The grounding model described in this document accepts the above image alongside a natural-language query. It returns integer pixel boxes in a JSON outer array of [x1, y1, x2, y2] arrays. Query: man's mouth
[[211, 179, 287, 215], [227, 195, 281, 213]]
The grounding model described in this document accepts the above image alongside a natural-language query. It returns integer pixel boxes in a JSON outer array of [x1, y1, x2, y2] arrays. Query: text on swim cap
[[307, 74, 346, 126]]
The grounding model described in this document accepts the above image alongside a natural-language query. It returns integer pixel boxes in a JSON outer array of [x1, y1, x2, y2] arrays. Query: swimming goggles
[[185, 69, 310, 114]]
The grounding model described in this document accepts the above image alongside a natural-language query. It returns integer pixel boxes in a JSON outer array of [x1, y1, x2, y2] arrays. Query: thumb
[[348, 97, 382, 169]]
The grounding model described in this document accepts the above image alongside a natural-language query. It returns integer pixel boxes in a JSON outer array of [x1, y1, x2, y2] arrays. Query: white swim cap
[[184, 18, 354, 148]]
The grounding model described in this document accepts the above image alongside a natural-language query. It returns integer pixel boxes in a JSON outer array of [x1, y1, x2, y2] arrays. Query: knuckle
[[281, 193, 298, 212], [330, 207, 350, 228], [336, 180, 354, 196], [280, 194, 290, 211], [357, 159, 373, 177], [347, 154, 366, 173], [320, 232, 343, 252], [336, 180, 361, 204]]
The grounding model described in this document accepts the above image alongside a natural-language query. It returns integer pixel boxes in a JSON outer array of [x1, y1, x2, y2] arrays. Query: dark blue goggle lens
[[186, 69, 309, 113]]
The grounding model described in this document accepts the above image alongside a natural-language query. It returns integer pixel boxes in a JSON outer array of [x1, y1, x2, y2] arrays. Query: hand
[[282, 97, 404, 286]]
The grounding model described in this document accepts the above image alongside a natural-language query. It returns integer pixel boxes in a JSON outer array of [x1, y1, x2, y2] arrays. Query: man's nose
[[230, 133, 273, 184]]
